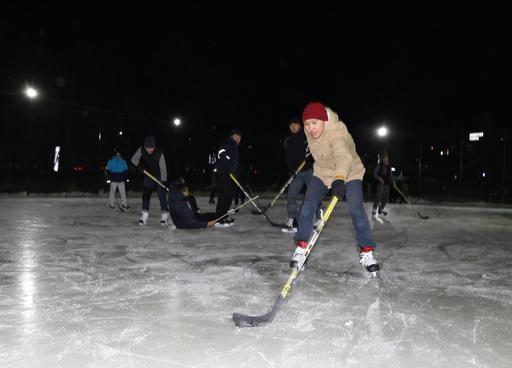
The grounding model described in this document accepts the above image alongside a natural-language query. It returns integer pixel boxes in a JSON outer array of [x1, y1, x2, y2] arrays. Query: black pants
[[196, 212, 218, 222], [372, 183, 390, 211], [215, 174, 236, 217], [142, 176, 169, 211]]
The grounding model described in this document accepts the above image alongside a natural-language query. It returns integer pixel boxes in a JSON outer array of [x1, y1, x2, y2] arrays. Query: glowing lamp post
[[24, 86, 39, 99], [376, 126, 388, 138], [24, 86, 40, 194], [172, 117, 182, 171]]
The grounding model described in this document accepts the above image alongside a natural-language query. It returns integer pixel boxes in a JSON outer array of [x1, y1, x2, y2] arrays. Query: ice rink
[[1, 195, 511, 368]]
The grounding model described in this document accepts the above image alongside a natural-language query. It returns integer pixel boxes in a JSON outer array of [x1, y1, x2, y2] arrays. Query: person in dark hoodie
[[169, 181, 217, 229], [131, 136, 170, 226], [372, 154, 394, 216], [214, 129, 241, 226], [282, 118, 314, 233]]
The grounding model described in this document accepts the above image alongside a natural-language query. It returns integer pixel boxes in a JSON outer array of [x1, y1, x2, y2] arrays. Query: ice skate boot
[[359, 246, 379, 277], [378, 209, 387, 216], [214, 217, 234, 227], [139, 211, 149, 226], [121, 204, 130, 212], [160, 211, 170, 226], [282, 218, 298, 233], [290, 240, 308, 269]]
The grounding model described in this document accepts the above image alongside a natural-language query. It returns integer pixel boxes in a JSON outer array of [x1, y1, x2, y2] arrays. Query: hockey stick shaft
[[393, 182, 428, 219], [212, 195, 259, 223], [143, 170, 169, 191], [268, 156, 309, 208], [230, 173, 284, 227], [233, 196, 338, 327], [254, 154, 311, 214]]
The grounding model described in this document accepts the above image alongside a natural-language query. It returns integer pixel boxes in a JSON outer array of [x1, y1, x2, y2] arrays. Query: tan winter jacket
[[305, 107, 365, 188]]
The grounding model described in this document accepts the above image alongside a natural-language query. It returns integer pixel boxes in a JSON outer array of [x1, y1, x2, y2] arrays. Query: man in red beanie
[[291, 102, 379, 275]]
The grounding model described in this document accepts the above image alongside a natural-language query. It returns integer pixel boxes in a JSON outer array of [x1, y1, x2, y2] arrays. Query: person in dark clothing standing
[[214, 129, 241, 226], [282, 118, 314, 233], [372, 154, 394, 216], [233, 161, 249, 206], [131, 136, 170, 226]]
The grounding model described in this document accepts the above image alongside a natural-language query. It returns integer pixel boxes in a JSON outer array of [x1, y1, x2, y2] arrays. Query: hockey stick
[[230, 173, 287, 228], [212, 195, 260, 223], [392, 182, 429, 219], [251, 154, 311, 216], [233, 196, 338, 328], [143, 170, 170, 192]]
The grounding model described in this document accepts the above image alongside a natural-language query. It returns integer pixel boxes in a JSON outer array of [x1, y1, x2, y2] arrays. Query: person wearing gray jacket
[[131, 136, 170, 226]]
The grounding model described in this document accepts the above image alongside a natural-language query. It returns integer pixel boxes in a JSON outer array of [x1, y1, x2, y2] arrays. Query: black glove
[[331, 179, 346, 199]]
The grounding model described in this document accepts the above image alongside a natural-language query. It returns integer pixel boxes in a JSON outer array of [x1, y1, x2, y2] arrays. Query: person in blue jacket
[[106, 148, 129, 211], [169, 181, 217, 229]]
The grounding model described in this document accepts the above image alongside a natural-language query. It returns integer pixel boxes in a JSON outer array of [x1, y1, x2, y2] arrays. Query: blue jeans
[[287, 169, 313, 219], [294, 176, 377, 249]]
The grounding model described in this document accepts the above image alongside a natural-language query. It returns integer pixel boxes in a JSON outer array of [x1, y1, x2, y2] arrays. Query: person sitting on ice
[[168, 182, 217, 229], [290, 102, 380, 275]]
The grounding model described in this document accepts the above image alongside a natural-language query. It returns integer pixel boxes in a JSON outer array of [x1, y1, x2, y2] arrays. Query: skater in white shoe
[[106, 148, 129, 211], [131, 136, 171, 226], [372, 154, 394, 217], [290, 102, 379, 275], [282, 117, 314, 233]]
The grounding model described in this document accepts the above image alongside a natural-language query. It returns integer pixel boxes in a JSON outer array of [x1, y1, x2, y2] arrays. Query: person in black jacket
[[131, 136, 170, 226], [372, 154, 394, 216], [169, 182, 217, 229], [282, 118, 314, 233], [214, 129, 241, 226]]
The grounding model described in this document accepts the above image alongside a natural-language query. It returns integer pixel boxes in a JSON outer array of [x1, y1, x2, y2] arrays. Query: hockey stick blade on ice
[[233, 196, 338, 328], [212, 195, 260, 223], [393, 182, 429, 219], [230, 174, 286, 228]]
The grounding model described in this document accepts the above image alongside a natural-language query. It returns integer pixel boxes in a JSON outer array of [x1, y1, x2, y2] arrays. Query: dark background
[[1, 1, 510, 201]]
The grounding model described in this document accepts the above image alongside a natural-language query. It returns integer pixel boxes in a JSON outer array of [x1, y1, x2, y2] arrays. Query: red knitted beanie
[[302, 102, 328, 122]]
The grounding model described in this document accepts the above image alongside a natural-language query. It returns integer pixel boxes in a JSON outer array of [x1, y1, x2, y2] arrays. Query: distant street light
[[119, 131, 123, 136], [24, 85, 39, 195], [24, 86, 39, 99], [172, 117, 182, 172], [376, 126, 388, 137]]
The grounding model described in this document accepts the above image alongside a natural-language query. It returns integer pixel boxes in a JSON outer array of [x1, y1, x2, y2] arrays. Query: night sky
[[1, 1, 509, 188]]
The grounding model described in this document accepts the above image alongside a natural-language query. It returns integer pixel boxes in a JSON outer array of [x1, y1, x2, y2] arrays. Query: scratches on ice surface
[[1, 197, 512, 367]]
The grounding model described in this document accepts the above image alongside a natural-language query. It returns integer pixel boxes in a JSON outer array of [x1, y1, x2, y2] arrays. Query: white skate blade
[[281, 228, 297, 233]]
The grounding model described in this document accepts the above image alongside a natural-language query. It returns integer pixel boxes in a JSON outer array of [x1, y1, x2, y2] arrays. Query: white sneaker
[[214, 218, 234, 227], [282, 218, 298, 233], [359, 247, 379, 275], [160, 211, 170, 226], [139, 211, 149, 226], [290, 240, 308, 268]]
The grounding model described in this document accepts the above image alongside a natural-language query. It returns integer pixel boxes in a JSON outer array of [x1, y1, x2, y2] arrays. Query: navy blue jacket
[[283, 129, 312, 174], [215, 138, 239, 179], [130, 147, 168, 182], [168, 187, 208, 229]]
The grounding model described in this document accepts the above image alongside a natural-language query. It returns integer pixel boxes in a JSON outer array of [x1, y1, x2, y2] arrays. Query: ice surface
[[0, 196, 511, 367]]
